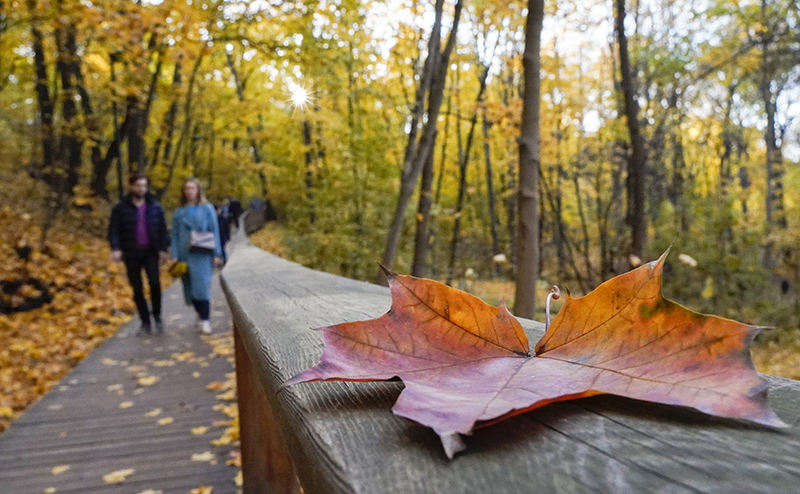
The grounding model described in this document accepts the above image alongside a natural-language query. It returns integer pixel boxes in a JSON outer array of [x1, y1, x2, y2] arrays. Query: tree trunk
[[28, 0, 56, 182], [126, 94, 146, 173], [303, 118, 316, 224], [226, 51, 269, 197], [149, 61, 182, 172], [434, 93, 451, 205], [482, 115, 502, 277], [155, 54, 202, 199], [411, 150, 435, 277], [379, 0, 463, 279], [760, 8, 786, 269], [573, 170, 595, 287], [513, 0, 544, 319], [615, 0, 647, 261], [447, 63, 490, 284], [54, 16, 82, 194]]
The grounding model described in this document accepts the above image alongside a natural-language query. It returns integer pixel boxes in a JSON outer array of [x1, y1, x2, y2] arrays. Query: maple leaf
[[286, 253, 786, 458]]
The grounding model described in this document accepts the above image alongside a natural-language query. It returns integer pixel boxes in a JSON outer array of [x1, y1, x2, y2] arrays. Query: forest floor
[[249, 223, 800, 382]]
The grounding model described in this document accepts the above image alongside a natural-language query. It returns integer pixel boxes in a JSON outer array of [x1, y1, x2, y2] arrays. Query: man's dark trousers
[[123, 249, 161, 326]]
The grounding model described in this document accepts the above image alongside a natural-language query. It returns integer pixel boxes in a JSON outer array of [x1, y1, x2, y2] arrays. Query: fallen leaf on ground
[[215, 390, 236, 401], [157, 417, 173, 425], [191, 451, 215, 462], [145, 408, 162, 417], [44, 488, 56, 494], [173, 352, 194, 362], [137, 376, 159, 386], [206, 381, 225, 391], [118, 401, 133, 409], [136, 490, 163, 494], [106, 384, 122, 391], [190, 486, 213, 494], [191, 426, 209, 435], [102, 468, 135, 484], [234, 470, 243, 487], [51, 465, 70, 475], [226, 451, 241, 467], [286, 254, 786, 458]]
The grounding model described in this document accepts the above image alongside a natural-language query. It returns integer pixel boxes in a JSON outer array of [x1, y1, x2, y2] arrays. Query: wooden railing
[[222, 242, 800, 494]]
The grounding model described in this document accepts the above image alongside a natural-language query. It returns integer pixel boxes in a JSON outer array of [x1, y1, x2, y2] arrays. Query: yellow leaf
[[0, 406, 14, 419], [191, 426, 209, 435], [701, 276, 715, 299], [44, 488, 56, 494], [172, 352, 194, 361], [102, 468, 135, 484], [137, 376, 159, 386], [136, 490, 163, 494], [107, 384, 123, 391], [51, 465, 70, 475], [119, 401, 133, 409], [215, 390, 236, 401], [234, 470, 243, 487], [190, 486, 213, 494], [193, 372, 201, 378], [157, 417, 173, 425], [145, 408, 162, 418], [191, 451, 215, 462]]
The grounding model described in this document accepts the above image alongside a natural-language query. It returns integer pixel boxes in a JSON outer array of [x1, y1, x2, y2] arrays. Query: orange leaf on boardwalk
[[286, 253, 785, 458]]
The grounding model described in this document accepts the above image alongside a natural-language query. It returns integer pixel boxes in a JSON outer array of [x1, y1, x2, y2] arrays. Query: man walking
[[229, 196, 242, 230], [109, 173, 170, 335]]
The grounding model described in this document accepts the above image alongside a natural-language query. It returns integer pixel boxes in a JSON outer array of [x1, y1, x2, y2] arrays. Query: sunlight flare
[[287, 82, 314, 113]]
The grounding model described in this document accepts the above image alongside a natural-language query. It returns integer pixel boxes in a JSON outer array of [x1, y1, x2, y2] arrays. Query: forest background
[[2, 0, 800, 428]]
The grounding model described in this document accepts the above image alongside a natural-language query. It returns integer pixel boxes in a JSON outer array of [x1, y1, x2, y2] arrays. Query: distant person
[[171, 178, 222, 335], [216, 199, 231, 264], [108, 173, 170, 336], [229, 196, 243, 230]]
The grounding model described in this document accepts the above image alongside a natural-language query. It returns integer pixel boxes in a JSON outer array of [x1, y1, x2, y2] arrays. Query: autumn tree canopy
[[1, 0, 799, 327]]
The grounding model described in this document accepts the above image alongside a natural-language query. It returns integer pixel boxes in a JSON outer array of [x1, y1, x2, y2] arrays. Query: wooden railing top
[[222, 243, 800, 494]]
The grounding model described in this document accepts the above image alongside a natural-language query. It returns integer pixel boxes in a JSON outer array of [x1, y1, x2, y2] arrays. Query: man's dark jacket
[[108, 193, 170, 252]]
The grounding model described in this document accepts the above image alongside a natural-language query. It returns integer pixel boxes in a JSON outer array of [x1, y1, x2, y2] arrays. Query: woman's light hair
[[180, 177, 208, 206]]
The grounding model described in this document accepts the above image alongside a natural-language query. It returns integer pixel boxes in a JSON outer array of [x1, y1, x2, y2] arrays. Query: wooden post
[[234, 324, 300, 494]]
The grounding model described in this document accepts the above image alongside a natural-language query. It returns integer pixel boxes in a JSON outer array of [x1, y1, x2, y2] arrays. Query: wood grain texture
[[235, 323, 300, 494], [222, 244, 800, 494]]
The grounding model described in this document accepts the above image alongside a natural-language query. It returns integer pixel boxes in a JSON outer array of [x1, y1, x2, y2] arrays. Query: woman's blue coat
[[171, 203, 222, 303]]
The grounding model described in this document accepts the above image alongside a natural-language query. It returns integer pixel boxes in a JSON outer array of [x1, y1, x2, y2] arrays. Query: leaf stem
[[545, 285, 561, 329]]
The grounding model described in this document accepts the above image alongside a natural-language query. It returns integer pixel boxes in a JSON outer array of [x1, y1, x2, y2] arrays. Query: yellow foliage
[[0, 173, 173, 433]]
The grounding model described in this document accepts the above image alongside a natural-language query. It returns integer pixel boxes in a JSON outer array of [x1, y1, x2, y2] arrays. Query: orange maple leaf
[[286, 252, 785, 458]]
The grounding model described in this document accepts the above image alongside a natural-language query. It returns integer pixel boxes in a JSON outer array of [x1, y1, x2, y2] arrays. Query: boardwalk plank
[[0, 269, 240, 494]]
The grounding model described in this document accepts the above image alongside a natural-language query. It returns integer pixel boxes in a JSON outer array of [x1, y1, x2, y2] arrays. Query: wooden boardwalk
[[0, 269, 240, 493]]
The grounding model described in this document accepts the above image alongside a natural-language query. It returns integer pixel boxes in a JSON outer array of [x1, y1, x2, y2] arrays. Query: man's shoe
[[154, 319, 164, 335], [199, 320, 212, 334], [136, 324, 152, 337]]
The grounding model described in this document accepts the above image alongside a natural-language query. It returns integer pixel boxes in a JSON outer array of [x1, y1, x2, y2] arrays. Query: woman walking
[[171, 178, 222, 334]]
